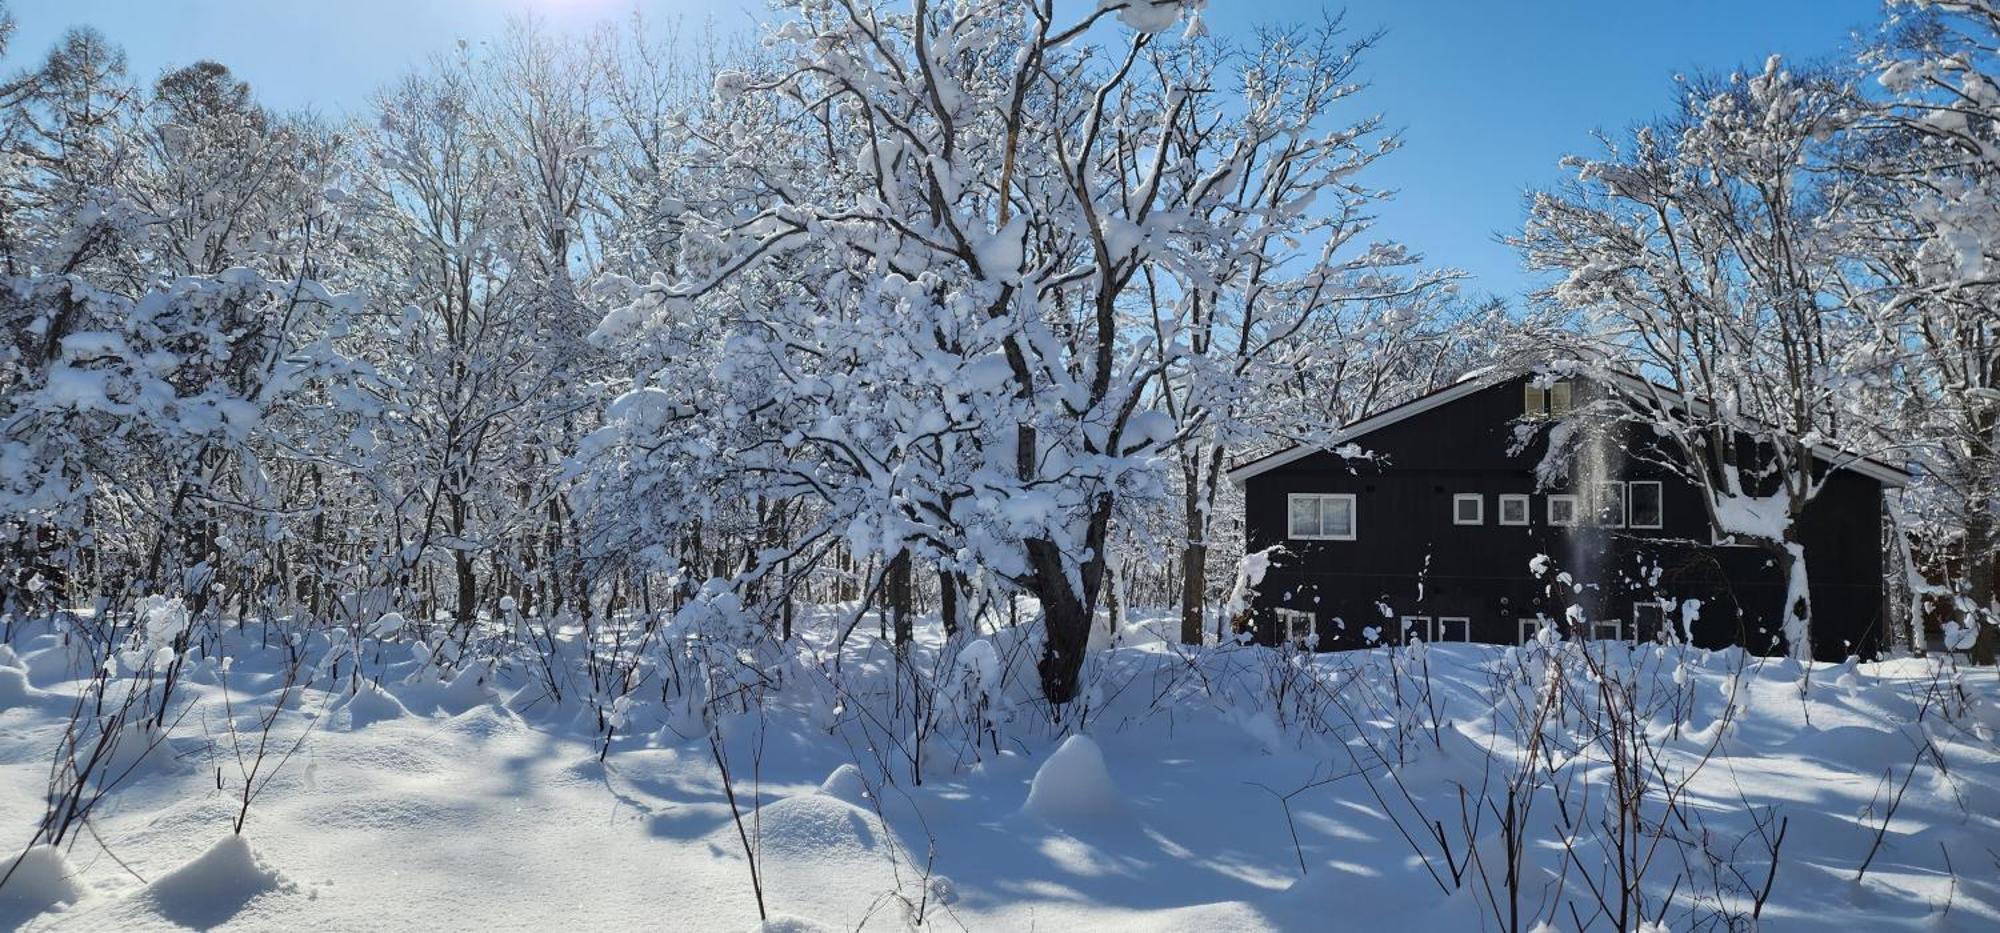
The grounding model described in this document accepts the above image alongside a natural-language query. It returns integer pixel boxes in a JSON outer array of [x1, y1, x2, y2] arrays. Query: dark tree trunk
[[888, 550, 913, 650], [1026, 501, 1110, 706], [1029, 538, 1094, 707], [938, 567, 960, 637], [1179, 536, 1206, 647]]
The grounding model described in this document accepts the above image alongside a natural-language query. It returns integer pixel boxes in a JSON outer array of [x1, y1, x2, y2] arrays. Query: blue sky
[[6, 0, 1884, 299]]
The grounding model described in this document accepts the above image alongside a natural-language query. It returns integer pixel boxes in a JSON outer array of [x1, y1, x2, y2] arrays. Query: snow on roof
[[1227, 369, 1911, 488]]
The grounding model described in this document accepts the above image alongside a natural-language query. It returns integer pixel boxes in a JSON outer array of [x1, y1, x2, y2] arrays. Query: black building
[[1230, 371, 1908, 661]]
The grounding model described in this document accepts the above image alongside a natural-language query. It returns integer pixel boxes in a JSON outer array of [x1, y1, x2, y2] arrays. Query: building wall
[[1243, 377, 1889, 660]]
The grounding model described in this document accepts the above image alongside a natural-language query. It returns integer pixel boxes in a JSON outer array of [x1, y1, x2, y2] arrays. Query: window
[[1549, 381, 1573, 415], [1519, 616, 1551, 645], [1453, 494, 1484, 525], [1287, 493, 1356, 541], [1275, 609, 1315, 647], [1498, 494, 1531, 526], [1432, 617, 1472, 642], [1400, 616, 1430, 644], [1524, 380, 1573, 417], [1590, 619, 1625, 642], [1633, 602, 1670, 643], [1628, 481, 1663, 529], [1595, 481, 1627, 527], [1548, 494, 1580, 526]]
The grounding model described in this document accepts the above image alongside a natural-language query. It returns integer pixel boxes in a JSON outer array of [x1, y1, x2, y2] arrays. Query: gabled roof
[[1226, 370, 1912, 488]]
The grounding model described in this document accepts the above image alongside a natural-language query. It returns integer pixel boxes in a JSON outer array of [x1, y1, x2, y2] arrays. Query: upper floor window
[[1453, 493, 1484, 525], [1523, 380, 1574, 418], [1628, 481, 1664, 529], [1498, 494, 1531, 526], [1548, 494, 1580, 526], [1595, 481, 1627, 527], [1288, 493, 1356, 541]]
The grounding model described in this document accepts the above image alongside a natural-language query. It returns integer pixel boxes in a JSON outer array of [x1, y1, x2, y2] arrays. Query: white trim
[[1227, 370, 1911, 488], [1274, 608, 1315, 646], [1590, 618, 1625, 642], [1286, 493, 1356, 541], [1519, 616, 1549, 645], [1433, 616, 1472, 643], [1400, 615, 1430, 644], [1548, 494, 1581, 526], [1452, 493, 1484, 525], [1226, 378, 1499, 483], [1523, 383, 1548, 419], [1498, 494, 1531, 526], [1627, 480, 1664, 529]]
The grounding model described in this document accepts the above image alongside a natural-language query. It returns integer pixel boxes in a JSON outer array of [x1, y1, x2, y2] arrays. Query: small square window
[[1453, 494, 1484, 525], [1498, 494, 1530, 526], [1400, 616, 1430, 645], [1628, 481, 1663, 529], [1519, 617, 1550, 645], [1548, 495, 1580, 526], [1275, 608, 1315, 647], [1433, 617, 1471, 642], [1590, 619, 1625, 642]]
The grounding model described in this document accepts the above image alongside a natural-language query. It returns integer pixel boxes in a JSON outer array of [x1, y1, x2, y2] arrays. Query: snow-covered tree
[[1853, 0, 2000, 660], [1517, 60, 1888, 661], [590, 0, 1260, 705]]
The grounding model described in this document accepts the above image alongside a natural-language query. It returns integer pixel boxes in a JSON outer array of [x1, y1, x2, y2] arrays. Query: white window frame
[[1498, 494, 1531, 526], [1519, 616, 1549, 645], [1400, 615, 1430, 644], [1452, 494, 1484, 526], [1523, 383, 1548, 418], [1431, 616, 1472, 643], [1548, 494, 1580, 526], [1590, 618, 1625, 642], [1524, 381, 1573, 418], [1287, 493, 1357, 541], [1274, 608, 1315, 646], [1595, 481, 1627, 528], [1627, 481, 1664, 529]]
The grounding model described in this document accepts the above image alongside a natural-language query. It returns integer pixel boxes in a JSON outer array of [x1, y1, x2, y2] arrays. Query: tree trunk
[[1179, 541, 1206, 647], [887, 550, 913, 650], [938, 566, 960, 637], [1775, 534, 1813, 662], [1966, 506, 1997, 665], [1027, 532, 1103, 706]]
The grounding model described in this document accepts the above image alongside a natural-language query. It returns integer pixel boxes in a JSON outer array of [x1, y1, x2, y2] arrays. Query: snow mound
[[0, 845, 84, 927], [720, 791, 888, 865], [138, 835, 292, 929], [0, 664, 41, 710], [395, 663, 497, 716], [816, 763, 870, 806], [1021, 734, 1125, 826], [338, 679, 410, 730]]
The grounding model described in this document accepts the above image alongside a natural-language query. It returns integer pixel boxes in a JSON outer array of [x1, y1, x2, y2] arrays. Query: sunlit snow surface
[[0, 611, 1996, 931]]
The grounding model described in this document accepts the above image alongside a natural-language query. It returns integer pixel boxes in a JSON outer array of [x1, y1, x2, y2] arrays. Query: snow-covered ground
[[1, 609, 1997, 931]]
